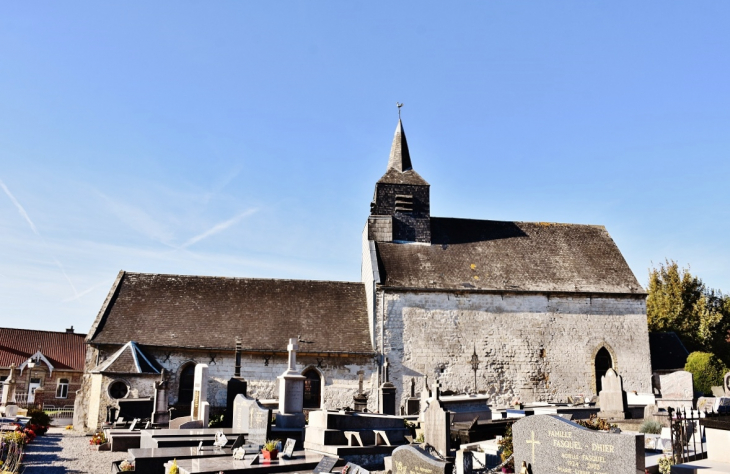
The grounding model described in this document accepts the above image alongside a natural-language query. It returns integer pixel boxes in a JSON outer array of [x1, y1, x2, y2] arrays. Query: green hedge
[[684, 351, 727, 396]]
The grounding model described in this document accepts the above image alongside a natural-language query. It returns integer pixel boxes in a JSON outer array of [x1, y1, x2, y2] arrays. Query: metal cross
[[470, 345, 479, 393], [526, 430, 541, 464], [396, 102, 403, 119]]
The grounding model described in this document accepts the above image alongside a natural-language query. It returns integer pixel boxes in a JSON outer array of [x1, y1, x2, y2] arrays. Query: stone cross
[[287, 338, 299, 372], [410, 378, 415, 398], [357, 370, 364, 395], [383, 358, 389, 383], [433, 379, 442, 401], [234, 337, 242, 378]]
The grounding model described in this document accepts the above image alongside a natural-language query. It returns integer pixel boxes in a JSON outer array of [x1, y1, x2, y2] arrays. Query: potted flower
[[90, 431, 109, 451], [261, 439, 280, 460]]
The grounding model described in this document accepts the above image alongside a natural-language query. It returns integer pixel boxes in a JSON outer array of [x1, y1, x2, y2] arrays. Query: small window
[[56, 378, 69, 398], [109, 381, 129, 399]]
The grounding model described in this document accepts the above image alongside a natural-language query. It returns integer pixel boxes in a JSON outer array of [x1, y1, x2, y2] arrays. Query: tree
[[684, 352, 727, 396], [647, 260, 730, 366]]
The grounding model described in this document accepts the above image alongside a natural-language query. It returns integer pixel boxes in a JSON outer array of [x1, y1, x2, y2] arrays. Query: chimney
[[66, 326, 74, 333]]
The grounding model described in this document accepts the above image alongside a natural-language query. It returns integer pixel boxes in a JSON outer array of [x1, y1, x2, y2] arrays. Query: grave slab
[[166, 450, 343, 474]]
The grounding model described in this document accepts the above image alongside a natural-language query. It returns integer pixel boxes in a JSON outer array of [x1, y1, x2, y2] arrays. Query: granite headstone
[[392, 445, 452, 474], [423, 397, 451, 457], [232, 393, 271, 446], [598, 368, 627, 419], [313, 455, 339, 473], [513, 414, 644, 474]]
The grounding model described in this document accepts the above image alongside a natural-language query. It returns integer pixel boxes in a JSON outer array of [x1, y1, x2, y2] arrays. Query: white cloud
[[178, 208, 258, 250]]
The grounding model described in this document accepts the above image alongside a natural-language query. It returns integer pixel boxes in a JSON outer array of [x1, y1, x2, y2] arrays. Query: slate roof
[[377, 119, 429, 186], [649, 332, 690, 371], [87, 272, 373, 354], [375, 217, 644, 294], [93, 341, 161, 374], [0, 327, 86, 371]]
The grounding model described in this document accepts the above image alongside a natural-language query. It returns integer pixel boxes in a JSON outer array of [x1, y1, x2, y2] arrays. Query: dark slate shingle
[[88, 273, 373, 354], [375, 217, 644, 294]]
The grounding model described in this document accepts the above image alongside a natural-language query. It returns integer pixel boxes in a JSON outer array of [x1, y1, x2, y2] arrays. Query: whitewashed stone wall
[[377, 291, 652, 408], [75, 345, 378, 431]]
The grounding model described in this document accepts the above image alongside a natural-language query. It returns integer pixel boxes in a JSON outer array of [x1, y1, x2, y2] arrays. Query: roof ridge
[[0, 327, 87, 336], [430, 216, 606, 229], [123, 272, 365, 285]]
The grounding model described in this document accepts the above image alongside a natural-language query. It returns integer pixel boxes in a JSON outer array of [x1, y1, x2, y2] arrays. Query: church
[[75, 119, 652, 431]]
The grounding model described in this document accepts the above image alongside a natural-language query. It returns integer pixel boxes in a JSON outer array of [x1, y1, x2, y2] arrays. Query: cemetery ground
[[20, 427, 128, 473]]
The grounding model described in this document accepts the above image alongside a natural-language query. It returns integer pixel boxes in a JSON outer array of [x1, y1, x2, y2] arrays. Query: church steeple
[[387, 119, 412, 172], [368, 117, 431, 244]]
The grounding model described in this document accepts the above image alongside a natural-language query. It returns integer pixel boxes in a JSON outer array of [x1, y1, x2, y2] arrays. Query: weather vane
[[396, 102, 403, 119]]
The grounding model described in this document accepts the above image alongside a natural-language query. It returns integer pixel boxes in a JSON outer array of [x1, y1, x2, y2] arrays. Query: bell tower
[[368, 118, 431, 243]]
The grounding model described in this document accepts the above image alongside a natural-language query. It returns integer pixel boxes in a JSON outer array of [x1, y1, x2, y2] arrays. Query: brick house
[[0, 327, 86, 410]]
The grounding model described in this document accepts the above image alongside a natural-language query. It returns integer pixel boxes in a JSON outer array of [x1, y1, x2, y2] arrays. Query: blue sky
[[1, 2, 729, 332]]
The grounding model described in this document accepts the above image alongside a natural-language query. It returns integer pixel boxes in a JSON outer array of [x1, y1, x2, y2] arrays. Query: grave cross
[[525, 430, 541, 464], [287, 338, 299, 372], [383, 358, 389, 383], [357, 370, 364, 395]]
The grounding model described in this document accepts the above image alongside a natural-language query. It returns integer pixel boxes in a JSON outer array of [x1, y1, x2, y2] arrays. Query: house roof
[[649, 332, 690, 371], [375, 217, 645, 294], [93, 341, 161, 374], [87, 272, 373, 354], [0, 327, 86, 371]]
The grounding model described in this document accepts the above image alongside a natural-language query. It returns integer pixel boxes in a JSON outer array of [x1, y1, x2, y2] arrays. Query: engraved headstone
[[313, 455, 339, 473], [191, 364, 210, 426], [392, 445, 452, 474], [276, 338, 306, 428], [423, 396, 451, 457], [343, 462, 371, 474], [657, 371, 694, 409], [513, 414, 645, 474], [232, 393, 271, 446], [598, 368, 627, 419]]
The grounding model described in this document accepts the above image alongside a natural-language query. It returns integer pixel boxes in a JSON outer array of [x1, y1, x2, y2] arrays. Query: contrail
[[178, 208, 258, 250], [1, 179, 79, 298]]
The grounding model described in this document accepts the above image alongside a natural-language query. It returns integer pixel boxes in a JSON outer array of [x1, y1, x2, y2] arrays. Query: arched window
[[302, 369, 322, 409], [178, 364, 196, 404], [595, 347, 613, 393]]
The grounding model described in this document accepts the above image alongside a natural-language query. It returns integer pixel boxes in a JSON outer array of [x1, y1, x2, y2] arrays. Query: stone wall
[[75, 344, 379, 431], [377, 290, 652, 408]]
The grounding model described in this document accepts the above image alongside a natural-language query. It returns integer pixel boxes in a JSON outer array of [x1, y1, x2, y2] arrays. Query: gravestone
[[379, 358, 396, 415], [404, 378, 420, 416], [598, 368, 627, 419], [232, 393, 271, 446], [226, 337, 248, 428], [513, 414, 644, 474], [715, 396, 730, 414], [423, 381, 451, 458], [343, 462, 371, 474], [152, 369, 169, 424], [313, 455, 339, 473], [724, 371, 730, 395], [190, 364, 210, 427], [657, 370, 694, 409], [1, 363, 17, 408], [276, 338, 306, 428], [391, 445, 452, 474], [353, 370, 368, 412], [697, 397, 716, 412]]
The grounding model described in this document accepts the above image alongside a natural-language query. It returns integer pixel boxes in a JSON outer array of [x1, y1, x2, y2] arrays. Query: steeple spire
[[387, 119, 412, 172]]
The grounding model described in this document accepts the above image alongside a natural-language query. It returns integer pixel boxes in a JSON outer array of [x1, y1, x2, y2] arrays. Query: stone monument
[[232, 394, 271, 446], [276, 338, 306, 428], [423, 380, 451, 458], [152, 369, 169, 425], [598, 368, 627, 420], [656, 370, 694, 409], [379, 358, 396, 415], [0, 363, 17, 415], [513, 414, 645, 474], [190, 363, 210, 428], [353, 370, 368, 412], [403, 378, 420, 416], [225, 337, 248, 427], [392, 445, 452, 474]]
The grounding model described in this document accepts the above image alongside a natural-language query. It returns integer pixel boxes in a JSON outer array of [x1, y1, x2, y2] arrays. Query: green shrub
[[684, 351, 727, 396], [639, 420, 662, 434], [27, 408, 51, 427]]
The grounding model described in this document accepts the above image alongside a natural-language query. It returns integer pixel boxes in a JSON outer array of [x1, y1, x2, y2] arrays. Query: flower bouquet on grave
[[261, 439, 280, 460], [497, 424, 514, 473], [119, 460, 135, 471]]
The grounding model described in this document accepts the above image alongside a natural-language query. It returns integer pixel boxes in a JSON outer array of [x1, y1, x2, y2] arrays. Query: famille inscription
[[513, 415, 643, 474]]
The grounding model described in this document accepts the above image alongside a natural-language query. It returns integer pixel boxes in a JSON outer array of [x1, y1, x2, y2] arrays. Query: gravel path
[[21, 428, 129, 473]]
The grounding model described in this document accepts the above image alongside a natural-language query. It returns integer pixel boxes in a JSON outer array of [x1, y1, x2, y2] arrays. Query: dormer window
[[394, 194, 414, 213]]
